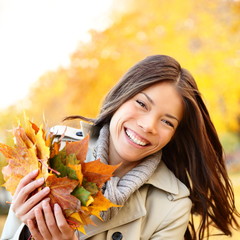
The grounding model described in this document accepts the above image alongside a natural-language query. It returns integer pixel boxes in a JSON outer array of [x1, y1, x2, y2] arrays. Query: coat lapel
[[146, 160, 179, 194]]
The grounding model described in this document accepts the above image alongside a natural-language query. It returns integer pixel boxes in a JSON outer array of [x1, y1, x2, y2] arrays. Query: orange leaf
[[65, 135, 89, 163], [50, 142, 60, 158], [82, 159, 121, 188]]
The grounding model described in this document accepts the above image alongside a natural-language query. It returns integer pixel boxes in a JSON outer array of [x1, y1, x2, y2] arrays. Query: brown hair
[[65, 55, 239, 239]]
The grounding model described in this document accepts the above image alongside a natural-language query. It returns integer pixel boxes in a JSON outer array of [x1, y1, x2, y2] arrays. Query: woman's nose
[[137, 116, 157, 134]]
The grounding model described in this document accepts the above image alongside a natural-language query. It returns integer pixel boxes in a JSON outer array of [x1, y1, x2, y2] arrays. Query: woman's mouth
[[125, 128, 149, 146]]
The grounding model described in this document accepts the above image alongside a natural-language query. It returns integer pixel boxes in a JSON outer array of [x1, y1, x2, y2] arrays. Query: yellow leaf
[[67, 164, 83, 185], [0, 138, 39, 195]]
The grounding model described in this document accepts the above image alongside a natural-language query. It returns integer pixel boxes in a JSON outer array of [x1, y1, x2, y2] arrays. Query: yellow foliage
[[0, 0, 240, 141]]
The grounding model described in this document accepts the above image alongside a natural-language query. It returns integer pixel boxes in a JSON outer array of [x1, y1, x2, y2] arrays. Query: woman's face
[[109, 81, 183, 164]]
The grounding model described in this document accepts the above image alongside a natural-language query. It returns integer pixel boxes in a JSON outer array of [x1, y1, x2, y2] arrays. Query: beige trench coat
[[1, 123, 192, 240]]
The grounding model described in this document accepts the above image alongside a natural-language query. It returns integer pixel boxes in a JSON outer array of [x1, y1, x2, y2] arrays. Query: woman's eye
[[161, 119, 174, 128], [136, 100, 147, 109]]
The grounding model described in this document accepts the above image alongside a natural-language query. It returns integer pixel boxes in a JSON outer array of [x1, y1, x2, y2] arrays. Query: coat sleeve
[[1, 205, 25, 240], [150, 196, 192, 240]]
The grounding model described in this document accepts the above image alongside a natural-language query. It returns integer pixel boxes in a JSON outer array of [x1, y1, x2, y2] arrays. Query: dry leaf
[[45, 174, 80, 216], [65, 135, 89, 163], [82, 159, 121, 188], [84, 191, 120, 220], [0, 126, 39, 195]]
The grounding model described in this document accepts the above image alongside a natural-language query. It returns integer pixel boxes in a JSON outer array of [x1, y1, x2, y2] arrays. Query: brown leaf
[[65, 135, 89, 163], [45, 174, 81, 216]]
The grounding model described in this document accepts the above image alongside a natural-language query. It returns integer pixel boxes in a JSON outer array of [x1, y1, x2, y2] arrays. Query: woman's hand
[[27, 200, 78, 240], [12, 169, 50, 224]]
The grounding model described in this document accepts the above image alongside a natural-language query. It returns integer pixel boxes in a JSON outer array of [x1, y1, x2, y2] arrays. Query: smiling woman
[[108, 82, 183, 172], [1, 55, 239, 240]]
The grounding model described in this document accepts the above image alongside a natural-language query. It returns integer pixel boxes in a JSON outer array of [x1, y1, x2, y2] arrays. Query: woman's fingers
[[14, 169, 39, 197], [34, 201, 71, 239], [12, 178, 49, 220], [41, 201, 75, 239], [42, 201, 60, 237], [14, 177, 45, 204], [53, 203, 73, 235], [28, 218, 43, 240], [12, 172, 48, 221], [18, 198, 50, 223], [28, 201, 76, 240], [24, 187, 50, 211], [34, 206, 52, 239]]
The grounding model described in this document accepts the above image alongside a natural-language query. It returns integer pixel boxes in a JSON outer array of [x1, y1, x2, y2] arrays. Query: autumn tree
[[23, 0, 240, 134], [1, 0, 240, 177]]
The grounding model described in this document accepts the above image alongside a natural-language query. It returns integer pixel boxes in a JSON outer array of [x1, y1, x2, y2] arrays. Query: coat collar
[[146, 160, 179, 195]]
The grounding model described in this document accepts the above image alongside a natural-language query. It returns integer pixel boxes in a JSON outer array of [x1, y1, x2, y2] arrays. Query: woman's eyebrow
[[140, 92, 155, 105], [165, 114, 179, 123], [140, 92, 179, 123]]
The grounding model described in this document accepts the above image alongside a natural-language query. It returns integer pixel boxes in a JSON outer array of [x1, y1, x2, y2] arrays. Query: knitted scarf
[[94, 125, 161, 221]]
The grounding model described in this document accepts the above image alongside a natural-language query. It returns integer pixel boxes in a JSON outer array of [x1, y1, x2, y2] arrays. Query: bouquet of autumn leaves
[[0, 118, 120, 234]]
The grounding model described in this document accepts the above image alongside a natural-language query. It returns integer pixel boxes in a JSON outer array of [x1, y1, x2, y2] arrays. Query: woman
[[1, 55, 239, 240]]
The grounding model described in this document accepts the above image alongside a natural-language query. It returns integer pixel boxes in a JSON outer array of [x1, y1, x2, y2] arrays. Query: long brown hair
[[65, 55, 239, 239]]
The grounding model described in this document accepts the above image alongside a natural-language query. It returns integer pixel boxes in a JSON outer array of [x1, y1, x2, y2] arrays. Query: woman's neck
[[108, 147, 141, 178]]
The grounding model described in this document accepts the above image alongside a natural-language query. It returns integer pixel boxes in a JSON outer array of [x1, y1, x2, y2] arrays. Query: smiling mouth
[[125, 128, 149, 146]]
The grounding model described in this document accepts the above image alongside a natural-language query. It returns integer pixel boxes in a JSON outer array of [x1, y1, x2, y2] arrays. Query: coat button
[[112, 232, 123, 240]]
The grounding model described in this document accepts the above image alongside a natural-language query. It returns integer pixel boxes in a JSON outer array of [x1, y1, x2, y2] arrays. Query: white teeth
[[126, 129, 147, 146]]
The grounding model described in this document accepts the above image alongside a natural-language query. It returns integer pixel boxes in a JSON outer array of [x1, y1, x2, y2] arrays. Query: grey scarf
[[95, 125, 161, 221]]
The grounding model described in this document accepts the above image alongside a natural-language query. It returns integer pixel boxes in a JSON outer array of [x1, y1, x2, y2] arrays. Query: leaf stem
[[38, 158, 60, 175], [67, 218, 79, 227]]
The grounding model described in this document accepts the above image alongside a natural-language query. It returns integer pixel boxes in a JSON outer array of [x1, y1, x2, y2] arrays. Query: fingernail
[[43, 186, 50, 192], [54, 203, 61, 211], [42, 200, 49, 208], [37, 177, 44, 183], [32, 169, 38, 174], [34, 208, 41, 214]]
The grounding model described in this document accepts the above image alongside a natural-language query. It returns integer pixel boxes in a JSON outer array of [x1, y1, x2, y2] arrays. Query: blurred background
[[0, 0, 239, 238]]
